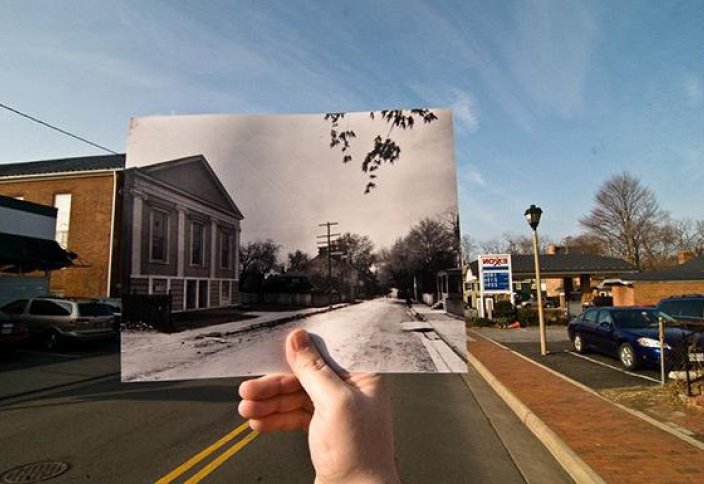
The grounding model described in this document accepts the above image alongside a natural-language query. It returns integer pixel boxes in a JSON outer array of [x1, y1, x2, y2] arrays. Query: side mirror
[[599, 321, 614, 331]]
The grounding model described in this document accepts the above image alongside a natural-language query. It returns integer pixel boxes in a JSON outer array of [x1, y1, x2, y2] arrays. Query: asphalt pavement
[[0, 336, 571, 483], [472, 326, 661, 390]]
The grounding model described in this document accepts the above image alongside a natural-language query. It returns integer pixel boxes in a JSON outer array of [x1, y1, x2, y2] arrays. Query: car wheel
[[618, 343, 638, 370], [573, 334, 587, 354], [44, 330, 61, 352]]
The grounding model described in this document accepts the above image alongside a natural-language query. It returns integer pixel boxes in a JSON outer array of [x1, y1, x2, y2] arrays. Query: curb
[[193, 303, 350, 340], [468, 351, 605, 484], [472, 330, 704, 451]]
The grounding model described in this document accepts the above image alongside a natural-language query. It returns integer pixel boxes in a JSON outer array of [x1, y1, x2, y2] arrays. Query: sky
[[1, 0, 703, 246], [126, 111, 457, 255]]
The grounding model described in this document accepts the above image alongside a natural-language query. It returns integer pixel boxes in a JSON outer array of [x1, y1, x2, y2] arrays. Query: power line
[[0, 102, 119, 155]]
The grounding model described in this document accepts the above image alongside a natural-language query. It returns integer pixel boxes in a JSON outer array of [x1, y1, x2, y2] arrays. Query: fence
[[665, 323, 704, 397], [240, 291, 344, 308], [122, 292, 174, 333]]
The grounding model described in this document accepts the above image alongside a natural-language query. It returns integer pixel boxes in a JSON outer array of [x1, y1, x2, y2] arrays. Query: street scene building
[[0, 154, 124, 299], [465, 248, 638, 316], [121, 155, 243, 311], [0, 195, 76, 305]]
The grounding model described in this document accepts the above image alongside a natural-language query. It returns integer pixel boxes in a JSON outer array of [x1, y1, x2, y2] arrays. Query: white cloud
[[460, 166, 486, 186], [685, 74, 703, 106], [451, 89, 480, 133]]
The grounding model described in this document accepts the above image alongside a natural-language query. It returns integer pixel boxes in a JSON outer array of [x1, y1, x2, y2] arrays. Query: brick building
[[466, 253, 637, 315], [0, 155, 124, 298], [122, 155, 243, 311], [611, 253, 704, 306]]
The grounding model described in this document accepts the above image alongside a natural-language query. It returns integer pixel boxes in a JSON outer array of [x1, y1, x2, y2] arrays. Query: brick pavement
[[468, 329, 704, 483]]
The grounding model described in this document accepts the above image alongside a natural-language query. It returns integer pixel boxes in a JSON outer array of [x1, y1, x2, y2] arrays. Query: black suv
[[656, 295, 704, 327]]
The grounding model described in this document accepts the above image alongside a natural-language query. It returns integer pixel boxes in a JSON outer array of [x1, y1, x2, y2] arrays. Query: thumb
[[285, 329, 344, 405]]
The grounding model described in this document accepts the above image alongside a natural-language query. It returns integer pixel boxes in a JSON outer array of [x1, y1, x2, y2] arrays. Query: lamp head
[[524, 204, 543, 230]]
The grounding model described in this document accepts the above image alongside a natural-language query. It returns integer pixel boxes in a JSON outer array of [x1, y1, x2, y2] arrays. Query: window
[[596, 310, 614, 326], [186, 280, 198, 309], [191, 221, 205, 266], [29, 300, 72, 316], [54, 193, 72, 248], [150, 209, 169, 262], [680, 300, 704, 318], [221, 280, 231, 301], [151, 278, 168, 294], [2, 300, 28, 315], [220, 230, 232, 269], [198, 280, 209, 308], [582, 309, 597, 323]]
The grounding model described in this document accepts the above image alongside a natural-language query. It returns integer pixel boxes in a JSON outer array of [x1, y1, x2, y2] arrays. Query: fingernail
[[291, 330, 310, 352]]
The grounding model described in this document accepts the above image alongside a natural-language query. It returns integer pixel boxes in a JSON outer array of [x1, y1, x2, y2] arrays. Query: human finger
[[238, 390, 312, 419], [248, 409, 312, 432], [285, 329, 345, 406], [238, 373, 302, 401]]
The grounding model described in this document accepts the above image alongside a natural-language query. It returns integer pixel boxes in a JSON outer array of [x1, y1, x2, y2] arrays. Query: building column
[[131, 191, 144, 277], [234, 224, 241, 281], [210, 219, 218, 280], [580, 274, 591, 304], [176, 206, 186, 278]]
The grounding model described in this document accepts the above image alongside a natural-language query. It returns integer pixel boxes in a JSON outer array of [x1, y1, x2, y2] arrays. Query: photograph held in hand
[[120, 108, 466, 381]]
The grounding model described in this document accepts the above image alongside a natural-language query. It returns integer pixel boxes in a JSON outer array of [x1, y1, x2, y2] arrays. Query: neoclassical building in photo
[[122, 155, 243, 311]]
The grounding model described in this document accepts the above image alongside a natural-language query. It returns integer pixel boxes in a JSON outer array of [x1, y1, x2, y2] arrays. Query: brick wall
[[0, 172, 116, 298], [613, 281, 704, 306]]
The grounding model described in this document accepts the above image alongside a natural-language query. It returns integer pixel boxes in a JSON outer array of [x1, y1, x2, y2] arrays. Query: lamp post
[[525, 204, 547, 356]]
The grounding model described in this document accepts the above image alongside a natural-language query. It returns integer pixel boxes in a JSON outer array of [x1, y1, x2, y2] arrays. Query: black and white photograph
[[120, 109, 466, 381]]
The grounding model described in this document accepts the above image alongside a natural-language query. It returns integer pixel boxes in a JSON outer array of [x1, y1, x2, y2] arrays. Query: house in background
[[466, 251, 637, 315], [610, 252, 704, 306], [306, 248, 377, 301], [0, 195, 76, 305], [0, 154, 124, 299], [121, 155, 243, 311]]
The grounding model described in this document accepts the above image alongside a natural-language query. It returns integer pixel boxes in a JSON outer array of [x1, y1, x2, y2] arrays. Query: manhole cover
[[1, 462, 69, 483]]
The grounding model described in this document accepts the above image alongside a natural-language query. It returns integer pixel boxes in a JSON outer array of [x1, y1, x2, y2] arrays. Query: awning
[[0, 232, 77, 273]]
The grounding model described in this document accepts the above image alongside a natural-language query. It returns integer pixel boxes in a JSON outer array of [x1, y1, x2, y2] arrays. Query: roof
[[0, 154, 125, 177], [0, 232, 76, 273], [468, 254, 637, 278], [625, 255, 704, 282], [0, 194, 57, 217], [129, 155, 243, 219]]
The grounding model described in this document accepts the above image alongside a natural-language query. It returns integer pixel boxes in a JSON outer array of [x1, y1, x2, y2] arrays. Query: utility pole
[[317, 222, 340, 305]]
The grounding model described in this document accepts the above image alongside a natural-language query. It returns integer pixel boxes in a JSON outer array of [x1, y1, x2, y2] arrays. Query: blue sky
[[1, 0, 703, 244]]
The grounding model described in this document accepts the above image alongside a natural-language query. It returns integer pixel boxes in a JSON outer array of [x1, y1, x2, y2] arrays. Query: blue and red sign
[[479, 254, 512, 294]]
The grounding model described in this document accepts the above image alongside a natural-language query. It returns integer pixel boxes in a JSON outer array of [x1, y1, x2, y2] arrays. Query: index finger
[[238, 373, 302, 401]]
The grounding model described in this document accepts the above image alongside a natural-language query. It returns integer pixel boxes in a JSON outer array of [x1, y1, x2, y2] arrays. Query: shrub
[[471, 317, 495, 327], [494, 300, 516, 319]]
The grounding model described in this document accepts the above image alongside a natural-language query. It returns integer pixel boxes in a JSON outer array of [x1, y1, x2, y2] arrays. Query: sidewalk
[[468, 328, 704, 483]]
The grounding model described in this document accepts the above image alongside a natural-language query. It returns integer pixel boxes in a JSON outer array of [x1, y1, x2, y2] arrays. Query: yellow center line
[[155, 421, 251, 484], [184, 430, 259, 484]]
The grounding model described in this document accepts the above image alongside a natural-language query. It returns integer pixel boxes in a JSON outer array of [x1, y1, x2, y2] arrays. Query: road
[[123, 299, 466, 382], [472, 326, 661, 389], [0, 340, 571, 483]]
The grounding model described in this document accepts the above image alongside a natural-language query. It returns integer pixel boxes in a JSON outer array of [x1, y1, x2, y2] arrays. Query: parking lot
[[470, 326, 662, 390]]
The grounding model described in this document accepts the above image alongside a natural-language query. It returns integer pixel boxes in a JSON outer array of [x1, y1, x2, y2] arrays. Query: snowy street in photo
[[121, 298, 467, 381]]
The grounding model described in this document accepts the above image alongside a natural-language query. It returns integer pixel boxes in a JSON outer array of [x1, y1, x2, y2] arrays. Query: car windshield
[[78, 303, 114, 317], [612, 309, 662, 329]]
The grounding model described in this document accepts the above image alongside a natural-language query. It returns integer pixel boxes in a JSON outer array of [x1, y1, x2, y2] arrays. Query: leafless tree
[[579, 172, 667, 270], [461, 234, 477, 262], [562, 233, 606, 255], [478, 232, 555, 255]]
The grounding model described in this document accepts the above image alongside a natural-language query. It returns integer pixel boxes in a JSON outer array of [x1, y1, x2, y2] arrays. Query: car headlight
[[637, 337, 670, 350]]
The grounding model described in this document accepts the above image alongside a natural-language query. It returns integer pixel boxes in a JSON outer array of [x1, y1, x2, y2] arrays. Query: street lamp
[[525, 204, 547, 356]]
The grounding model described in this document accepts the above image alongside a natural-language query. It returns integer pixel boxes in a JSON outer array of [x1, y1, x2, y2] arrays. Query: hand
[[238, 328, 400, 484]]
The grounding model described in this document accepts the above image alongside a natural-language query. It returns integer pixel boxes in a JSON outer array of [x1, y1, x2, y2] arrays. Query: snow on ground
[[122, 298, 466, 382]]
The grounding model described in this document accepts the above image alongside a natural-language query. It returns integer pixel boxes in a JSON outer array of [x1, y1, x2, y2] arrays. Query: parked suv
[[656, 295, 704, 327], [0, 298, 116, 350]]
